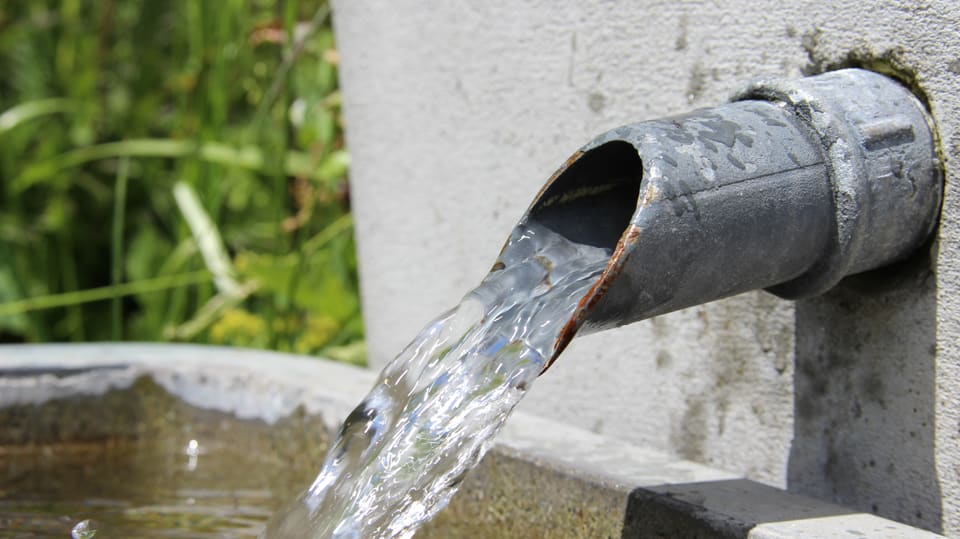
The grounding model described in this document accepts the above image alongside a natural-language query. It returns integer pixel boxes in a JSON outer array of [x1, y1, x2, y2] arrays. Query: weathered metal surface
[[737, 69, 942, 297], [520, 69, 942, 372]]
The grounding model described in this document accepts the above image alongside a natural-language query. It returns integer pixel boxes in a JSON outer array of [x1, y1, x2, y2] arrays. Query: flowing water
[[0, 220, 610, 539], [263, 221, 611, 539]]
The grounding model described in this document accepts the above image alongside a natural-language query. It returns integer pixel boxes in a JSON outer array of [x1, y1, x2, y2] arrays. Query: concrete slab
[[0, 344, 942, 537]]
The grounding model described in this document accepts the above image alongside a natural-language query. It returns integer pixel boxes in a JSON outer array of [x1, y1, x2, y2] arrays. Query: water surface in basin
[[0, 378, 328, 538]]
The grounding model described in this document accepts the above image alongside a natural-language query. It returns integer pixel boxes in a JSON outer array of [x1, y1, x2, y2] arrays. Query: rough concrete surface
[[332, 0, 960, 535], [0, 344, 942, 538]]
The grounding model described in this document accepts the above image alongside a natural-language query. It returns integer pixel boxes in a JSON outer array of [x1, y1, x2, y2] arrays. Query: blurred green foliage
[[0, 0, 365, 365]]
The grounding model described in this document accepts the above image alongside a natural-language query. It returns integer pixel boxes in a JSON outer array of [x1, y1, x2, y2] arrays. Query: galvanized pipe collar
[[733, 69, 942, 298]]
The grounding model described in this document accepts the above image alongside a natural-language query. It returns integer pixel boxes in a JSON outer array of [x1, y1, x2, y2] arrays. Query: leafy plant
[[0, 0, 364, 365]]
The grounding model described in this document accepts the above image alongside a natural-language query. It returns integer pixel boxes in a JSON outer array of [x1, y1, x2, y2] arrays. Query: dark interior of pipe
[[528, 140, 642, 250]]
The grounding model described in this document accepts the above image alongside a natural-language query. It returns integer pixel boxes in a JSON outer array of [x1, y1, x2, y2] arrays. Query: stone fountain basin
[[0, 344, 941, 538]]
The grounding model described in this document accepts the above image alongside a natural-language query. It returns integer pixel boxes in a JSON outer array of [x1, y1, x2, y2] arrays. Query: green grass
[[0, 0, 365, 365]]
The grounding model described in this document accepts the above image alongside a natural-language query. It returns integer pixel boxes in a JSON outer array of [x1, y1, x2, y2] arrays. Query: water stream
[[262, 221, 611, 538]]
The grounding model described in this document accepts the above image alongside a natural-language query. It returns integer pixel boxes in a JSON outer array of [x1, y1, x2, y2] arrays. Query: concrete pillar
[[332, 0, 960, 534]]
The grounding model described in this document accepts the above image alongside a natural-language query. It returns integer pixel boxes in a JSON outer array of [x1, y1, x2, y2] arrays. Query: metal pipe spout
[[514, 69, 942, 372]]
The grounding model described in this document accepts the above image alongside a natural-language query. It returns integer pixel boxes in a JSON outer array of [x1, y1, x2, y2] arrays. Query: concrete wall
[[331, 1, 960, 535]]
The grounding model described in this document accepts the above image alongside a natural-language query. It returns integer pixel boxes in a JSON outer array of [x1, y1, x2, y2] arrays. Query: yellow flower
[[294, 315, 340, 354], [210, 309, 266, 345]]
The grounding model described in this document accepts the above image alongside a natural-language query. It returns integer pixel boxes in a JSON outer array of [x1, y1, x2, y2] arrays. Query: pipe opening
[[528, 141, 642, 250]]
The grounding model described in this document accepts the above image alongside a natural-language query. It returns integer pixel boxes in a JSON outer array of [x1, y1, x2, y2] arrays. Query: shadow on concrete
[[620, 478, 856, 538], [789, 250, 942, 532]]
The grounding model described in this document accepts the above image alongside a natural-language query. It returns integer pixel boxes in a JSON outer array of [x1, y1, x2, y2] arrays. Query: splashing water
[[71, 519, 98, 538], [262, 221, 611, 538]]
